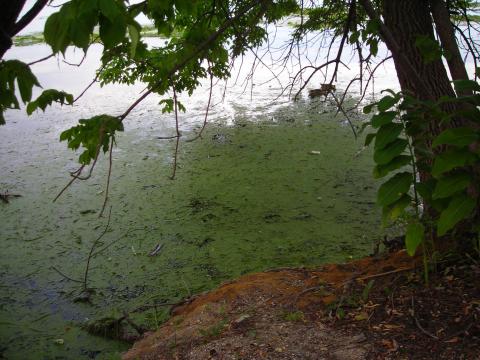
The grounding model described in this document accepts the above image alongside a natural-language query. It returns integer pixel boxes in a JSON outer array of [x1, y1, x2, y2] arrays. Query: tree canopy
[[1, 0, 479, 257]]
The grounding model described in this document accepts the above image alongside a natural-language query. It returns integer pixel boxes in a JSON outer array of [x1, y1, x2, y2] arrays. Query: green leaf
[[382, 194, 412, 223], [70, 16, 96, 49], [465, 94, 480, 106], [431, 197, 451, 212], [374, 139, 408, 165], [432, 149, 476, 177], [44, 1, 99, 53], [177, 101, 186, 112], [44, 12, 64, 53], [363, 103, 376, 114], [159, 98, 174, 113], [373, 155, 411, 178], [432, 127, 478, 148], [453, 79, 480, 93], [455, 106, 480, 122], [366, 19, 380, 33], [27, 89, 74, 115], [17, 77, 33, 102], [405, 222, 424, 256], [415, 35, 442, 64], [1, 60, 40, 104], [364, 133, 375, 147], [98, 0, 122, 22], [432, 172, 472, 199], [60, 114, 123, 164], [44, 5, 74, 54], [99, 15, 126, 48], [26, 102, 36, 115], [380, 89, 398, 96], [369, 39, 378, 57], [370, 111, 396, 128], [175, 0, 194, 13], [437, 193, 476, 236], [78, 0, 99, 15], [377, 95, 399, 112], [128, 24, 140, 58], [374, 123, 404, 150], [148, 0, 173, 14], [16, 66, 40, 103], [349, 31, 359, 44], [416, 179, 435, 201], [377, 172, 413, 207]]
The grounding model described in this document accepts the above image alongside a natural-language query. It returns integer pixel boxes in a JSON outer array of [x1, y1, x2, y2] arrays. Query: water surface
[[1, 19, 400, 359]]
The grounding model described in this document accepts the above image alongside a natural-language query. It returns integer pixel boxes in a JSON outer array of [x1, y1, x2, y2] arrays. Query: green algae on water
[[0, 100, 383, 359]]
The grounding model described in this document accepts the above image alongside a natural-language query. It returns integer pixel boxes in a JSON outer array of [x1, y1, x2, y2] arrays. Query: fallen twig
[[293, 285, 326, 305], [356, 266, 415, 281], [51, 266, 83, 283], [129, 302, 179, 314], [157, 135, 182, 140], [0, 194, 8, 204], [0, 192, 22, 204], [411, 296, 439, 340], [148, 243, 164, 257]]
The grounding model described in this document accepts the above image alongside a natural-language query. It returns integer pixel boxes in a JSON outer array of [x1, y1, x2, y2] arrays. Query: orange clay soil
[[123, 251, 417, 359]]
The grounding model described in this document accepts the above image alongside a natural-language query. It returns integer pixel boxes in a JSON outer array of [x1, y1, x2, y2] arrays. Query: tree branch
[[170, 84, 181, 180], [186, 64, 214, 142], [10, 0, 49, 36], [28, 53, 55, 66]]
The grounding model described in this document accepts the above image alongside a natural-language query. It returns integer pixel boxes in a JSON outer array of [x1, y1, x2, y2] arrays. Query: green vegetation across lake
[[0, 100, 383, 359], [12, 25, 172, 47]]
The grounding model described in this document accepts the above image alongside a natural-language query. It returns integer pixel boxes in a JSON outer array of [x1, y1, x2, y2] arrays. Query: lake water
[[1, 11, 475, 360]]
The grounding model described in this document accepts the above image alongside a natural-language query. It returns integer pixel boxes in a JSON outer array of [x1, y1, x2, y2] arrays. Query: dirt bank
[[123, 250, 480, 359]]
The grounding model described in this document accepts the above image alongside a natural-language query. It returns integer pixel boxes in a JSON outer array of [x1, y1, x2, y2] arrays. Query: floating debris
[[0, 192, 22, 204], [308, 84, 336, 98], [148, 243, 164, 257]]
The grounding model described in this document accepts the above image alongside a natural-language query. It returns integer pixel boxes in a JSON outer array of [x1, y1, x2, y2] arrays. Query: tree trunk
[[380, 0, 479, 245], [0, 0, 49, 59], [429, 0, 471, 95], [0, 0, 26, 59], [381, 0, 456, 102], [381, 0, 456, 180]]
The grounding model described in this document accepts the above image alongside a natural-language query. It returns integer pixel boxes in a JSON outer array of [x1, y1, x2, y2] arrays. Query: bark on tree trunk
[[381, 0, 456, 180], [429, 0, 471, 95], [381, 0, 456, 102], [0, 0, 48, 59], [381, 0, 479, 245], [0, 0, 26, 59]]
